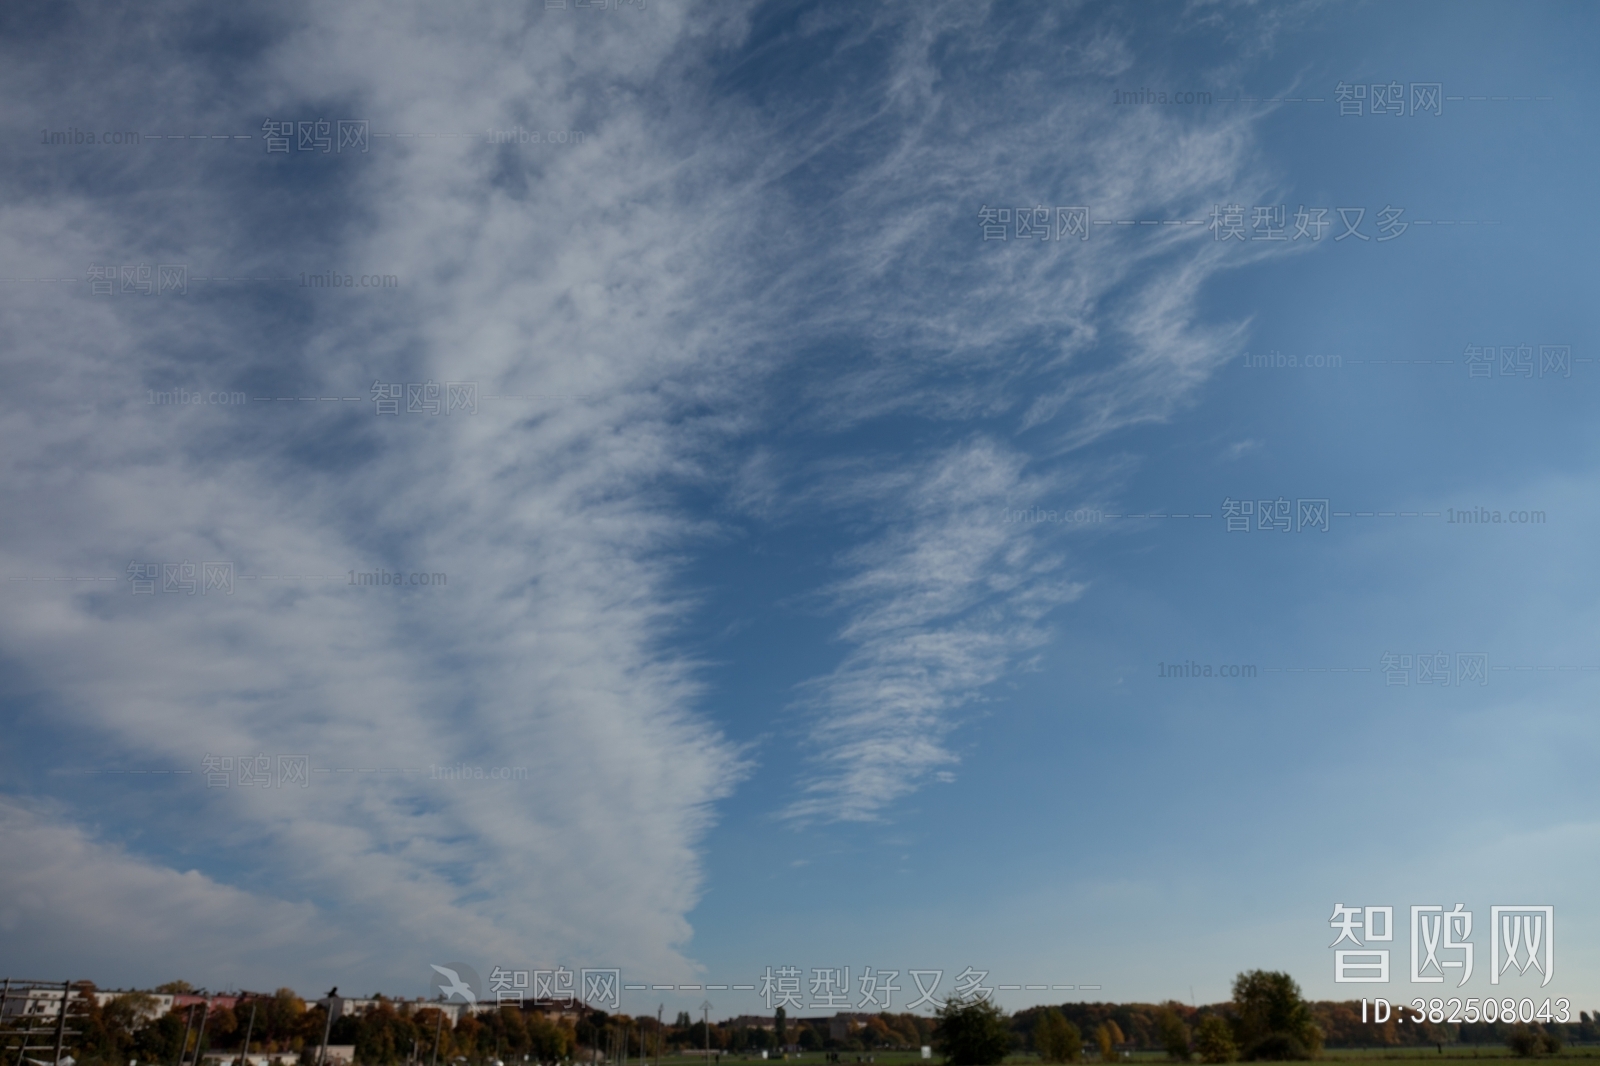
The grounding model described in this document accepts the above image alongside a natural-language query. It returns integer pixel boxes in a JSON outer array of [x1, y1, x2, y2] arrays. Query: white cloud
[[740, 4, 1269, 820], [784, 439, 1085, 823], [0, 798, 322, 987], [0, 0, 1279, 978], [0, 0, 768, 987]]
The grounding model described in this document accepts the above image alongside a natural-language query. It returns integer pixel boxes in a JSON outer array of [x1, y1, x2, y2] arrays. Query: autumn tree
[[1034, 1009, 1083, 1063], [1094, 1021, 1124, 1062]]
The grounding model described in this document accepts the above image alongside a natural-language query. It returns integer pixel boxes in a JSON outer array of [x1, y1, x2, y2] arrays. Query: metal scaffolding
[[0, 979, 87, 1066]]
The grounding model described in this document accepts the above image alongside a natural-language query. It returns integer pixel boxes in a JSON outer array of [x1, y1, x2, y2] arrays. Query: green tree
[[775, 1007, 787, 1049], [1194, 1017, 1237, 1065], [934, 995, 1012, 1066], [1506, 1025, 1562, 1057], [82, 992, 158, 1062], [1034, 1009, 1082, 1064], [530, 1012, 574, 1061], [132, 1010, 189, 1064], [1229, 972, 1320, 1061], [1158, 1010, 1190, 1061], [351, 1000, 423, 1066]]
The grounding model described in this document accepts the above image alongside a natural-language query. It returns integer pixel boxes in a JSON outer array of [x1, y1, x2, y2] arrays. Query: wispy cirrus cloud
[[784, 439, 1084, 823], [730, 2, 1271, 821]]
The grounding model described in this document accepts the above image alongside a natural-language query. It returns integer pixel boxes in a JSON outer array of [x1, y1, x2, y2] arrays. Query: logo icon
[[430, 962, 481, 1005]]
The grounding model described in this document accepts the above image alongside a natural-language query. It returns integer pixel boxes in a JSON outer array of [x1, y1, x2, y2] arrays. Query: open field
[[699, 1053, 1600, 1066]]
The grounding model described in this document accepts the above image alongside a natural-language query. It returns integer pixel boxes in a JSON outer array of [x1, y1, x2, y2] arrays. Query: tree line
[[22, 983, 572, 1066], [19, 974, 1598, 1066], [942, 972, 1596, 1064]]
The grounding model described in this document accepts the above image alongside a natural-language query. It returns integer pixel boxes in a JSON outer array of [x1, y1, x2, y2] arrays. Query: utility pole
[[700, 1003, 712, 1066], [177, 1005, 196, 1066], [430, 1006, 445, 1066], [188, 996, 212, 1066], [316, 989, 337, 1066], [239, 999, 258, 1066], [654, 1007, 662, 1066]]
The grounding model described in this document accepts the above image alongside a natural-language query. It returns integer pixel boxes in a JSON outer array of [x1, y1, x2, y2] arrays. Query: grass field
[[699, 1051, 1600, 1066]]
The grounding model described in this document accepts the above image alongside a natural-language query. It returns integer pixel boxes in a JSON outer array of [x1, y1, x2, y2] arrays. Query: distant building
[[729, 1017, 776, 1031], [200, 1054, 300, 1066], [520, 998, 585, 1025], [0, 986, 85, 1022], [317, 994, 483, 1023], [316, 994, 385, 1020], [2, 987, 249, 1025], [400, 998, 453, 1022], [93, 991, 177, 1023], [172, 993, 245, 1012], [406, 998, 471, 1024], [793, 1015, 877, 1043]]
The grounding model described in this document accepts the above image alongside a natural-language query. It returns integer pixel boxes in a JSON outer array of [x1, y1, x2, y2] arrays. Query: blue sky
[[1, 0, 1596, 1021]]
